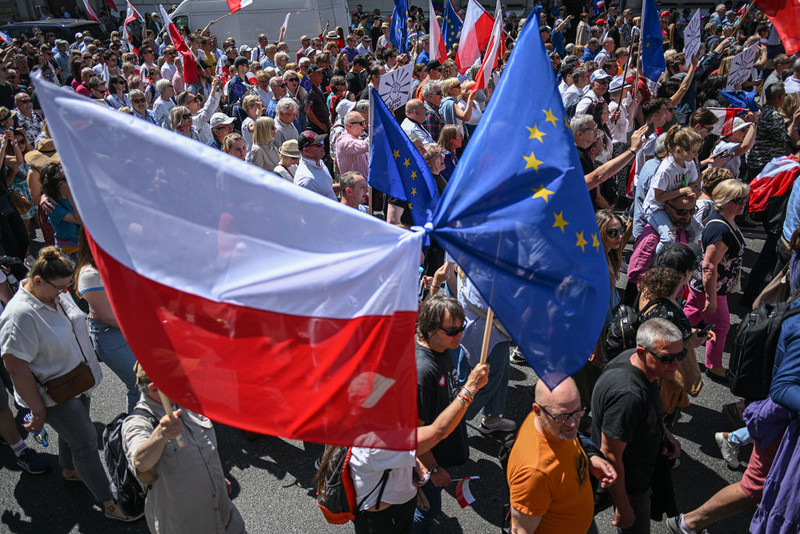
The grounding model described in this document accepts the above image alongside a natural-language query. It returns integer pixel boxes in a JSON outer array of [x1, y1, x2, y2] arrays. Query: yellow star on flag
[[526, 124, 546, 143], [523, 151, 544, 172], [403, 158, 410, 168], [531, 184, 554, 203], [553, 211, 568, 233], [411, 170, 417, 179], [393, 149, 400, 159], [408, 202, 413, 210], [575, 231, 588, 253], [592, 233, 600, 252], [543, 108, 559, 127], [411, 187, 417, 196]]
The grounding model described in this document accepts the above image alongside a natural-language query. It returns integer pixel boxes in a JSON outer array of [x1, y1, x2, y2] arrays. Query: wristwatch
[[429, 464, 440, 475]]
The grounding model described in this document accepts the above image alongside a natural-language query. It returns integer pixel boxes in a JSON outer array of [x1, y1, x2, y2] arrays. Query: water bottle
[[23, 412, 49, 447]]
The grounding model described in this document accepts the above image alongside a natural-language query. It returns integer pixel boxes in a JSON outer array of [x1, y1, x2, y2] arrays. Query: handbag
[[37, 302, 96, 403], [752, 262, 791, 309]]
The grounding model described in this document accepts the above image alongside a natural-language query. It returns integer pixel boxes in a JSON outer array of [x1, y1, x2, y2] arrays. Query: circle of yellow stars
[[524, 108, 600, 254]]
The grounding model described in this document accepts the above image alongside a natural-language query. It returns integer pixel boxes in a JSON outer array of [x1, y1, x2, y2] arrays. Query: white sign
[[282, 12, 290, 31], [683, 9, 701, 68], [726, 42, 759, 90], [379, 63, 415, 111]]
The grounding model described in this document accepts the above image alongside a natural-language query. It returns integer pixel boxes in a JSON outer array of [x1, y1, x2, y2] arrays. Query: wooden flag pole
[[158, 390, 185, 447], [478, 308, 495, 365], [731, 2, 754, 37], [210, 11, 234, 25]]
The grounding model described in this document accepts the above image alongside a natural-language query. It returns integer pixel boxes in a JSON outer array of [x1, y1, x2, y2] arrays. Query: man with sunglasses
[[592, 318, 683, 534], [414, 295, 470, 532], [507, 377, 616, 534], [576, 69, 612, 115], [335, 111, 368, 179]]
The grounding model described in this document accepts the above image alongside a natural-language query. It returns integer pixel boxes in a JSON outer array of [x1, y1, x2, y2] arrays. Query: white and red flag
[[706, 107, 747, 137], [748, 155, 800, 214], [226, 0, 252, 14], [34, 74, 422, 451], [472, 0, 504, 91], [456, 0, 495, 73], [455, 477, 478, 508], [158, 4, 199, 84], [81, 0, 100, 22], [122, 1, 141, 55], [428, 0, 447, 63]]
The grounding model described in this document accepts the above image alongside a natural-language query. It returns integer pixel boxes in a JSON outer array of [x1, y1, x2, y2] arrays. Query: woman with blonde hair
[[439, 77, 476, 130], [168, 105, 196, 139], [240, 94, 263, 160], [437, 124, 462, 181], [250, 117, 280, 172], [273, 140, 302, 181]]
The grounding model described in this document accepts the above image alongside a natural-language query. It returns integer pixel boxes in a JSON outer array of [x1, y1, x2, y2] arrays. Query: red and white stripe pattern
[[0, 30, 11, 43], [457, 0, 495, 73], [707, 107, 747, 137], [472, 0, 504, 91], [455, 477, 478, 508], [226, 0, 253, 14], [429, 0, 447, 63], [122, 1, 141, 55], [81, 0, 100, 22], [35, 74, 423, 451]]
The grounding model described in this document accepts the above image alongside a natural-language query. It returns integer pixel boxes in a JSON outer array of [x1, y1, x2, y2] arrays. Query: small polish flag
[[455, 477, 477, 508], [473, 0, 504, 91], [226, 0, 252, 14], [707, 107, 747, 137], [428, 0, 447, 62], [82, 0, 100, 22], [0, 30, 11, 43]]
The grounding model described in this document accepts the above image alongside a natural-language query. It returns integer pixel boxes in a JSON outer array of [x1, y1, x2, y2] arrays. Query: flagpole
[[209, 11, 234, 25], [451, 477, 480, 482], [731, 2, 754, 38], [158, 390, 185, 447], [478, 307, 494, 365], [368, 88, 374, 215]]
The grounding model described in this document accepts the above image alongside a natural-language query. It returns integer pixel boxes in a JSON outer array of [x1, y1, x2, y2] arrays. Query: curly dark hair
[[640, 266, 683, 300]]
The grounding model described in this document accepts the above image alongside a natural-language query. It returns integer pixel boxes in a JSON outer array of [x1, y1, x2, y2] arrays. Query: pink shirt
[[628, 225, 689, 287], [335, 132, 370, 179]]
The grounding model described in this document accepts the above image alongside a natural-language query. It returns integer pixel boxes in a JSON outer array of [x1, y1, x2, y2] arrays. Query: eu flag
[[719, 90, 760, 112], [429, 15, 610, 389], [442, 0, 463, 51], [390, 0, 409, 54], [641, 0, 665, 81], [368, 89, 440, 226]]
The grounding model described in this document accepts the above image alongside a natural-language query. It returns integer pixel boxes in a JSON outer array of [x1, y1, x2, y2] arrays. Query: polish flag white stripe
[[455, 478, 476, 508], [473, 0, 503, 91], [82, 0, 100, 22], [226, 0, 253, 14], [429, 0, 447, 62], [457, 0, 494, 73], [707, 107, 746, 137]]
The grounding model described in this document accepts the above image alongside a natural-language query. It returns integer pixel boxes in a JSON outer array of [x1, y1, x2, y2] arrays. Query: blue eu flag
[[641, 0, 665, 81], [390, 0, 408, 54], [368, 89, 440, 226], [430, 15, 610, 389], [442, 0, 463, 51], [719, 90, 760, 112]]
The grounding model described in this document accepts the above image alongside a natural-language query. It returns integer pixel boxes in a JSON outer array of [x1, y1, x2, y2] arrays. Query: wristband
[[627, 148, 636, 156], [429, 464, 440, 474]]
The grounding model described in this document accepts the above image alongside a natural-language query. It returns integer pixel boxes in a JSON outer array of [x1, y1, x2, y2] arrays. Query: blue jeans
[[413, 481, 442, 533], [648, 208, 700, 255], [87, 317, 138, 413], [46, 395, 113, 502], [455, 341, 512, 420], [729, 426, 752, 446]]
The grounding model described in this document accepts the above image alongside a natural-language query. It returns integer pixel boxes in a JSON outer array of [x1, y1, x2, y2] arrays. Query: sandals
[[104, 502, 143, 522]]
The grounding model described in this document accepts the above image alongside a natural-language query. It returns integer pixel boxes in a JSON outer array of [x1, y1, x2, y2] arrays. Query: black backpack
[[605, 300, 662, 360], [728, 298, 800, 401], [103, 408, 159, 517], [316, 446, 391, 524]]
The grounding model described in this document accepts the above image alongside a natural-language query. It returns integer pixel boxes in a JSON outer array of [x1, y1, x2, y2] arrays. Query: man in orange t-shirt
[[507, 377, 616, 533]]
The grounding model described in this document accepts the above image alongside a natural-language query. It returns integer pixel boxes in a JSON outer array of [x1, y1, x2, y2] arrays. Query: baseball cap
[[210, 112, 235, 128], [307, 64, 323, 73], [609, 74, 634, 92], [298, 130, 327, 150], [590, 69, 612, 82], [596, 18, 606, 24], [382, 22, 390, 29], [660, 10, 671, 17], [233, 56, 249, 68], [427, 59, 442, 70], [238, 44, 252, 53], [361, 35, 371, 41]]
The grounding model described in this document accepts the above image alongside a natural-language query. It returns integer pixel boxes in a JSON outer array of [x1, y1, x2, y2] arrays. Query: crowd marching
[[0, 0, 799, 533]]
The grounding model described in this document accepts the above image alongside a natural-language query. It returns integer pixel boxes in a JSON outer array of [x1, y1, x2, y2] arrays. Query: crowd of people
[[0, 0, 799, 533]]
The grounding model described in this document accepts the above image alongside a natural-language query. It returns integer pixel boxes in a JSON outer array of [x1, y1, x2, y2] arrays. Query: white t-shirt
[[562, 84, 583, 109], [643, 154, 699, 216], [160, 62, 178, 81], [784, 76, 800, 95], [349, 448, 416, 510], [77, 265, 104, 315]]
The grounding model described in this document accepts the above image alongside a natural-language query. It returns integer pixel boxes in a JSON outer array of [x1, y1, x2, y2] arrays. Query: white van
[[166, 0, 350, 50]]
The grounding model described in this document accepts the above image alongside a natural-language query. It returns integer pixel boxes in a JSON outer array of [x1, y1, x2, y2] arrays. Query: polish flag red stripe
[[457, 0, 495, 73], [429, 0, 447, 62], [473, 0, 504, 91], [455, 478, 476, 508], [226, 0, 253, 14], [81, 0, 100, 22]]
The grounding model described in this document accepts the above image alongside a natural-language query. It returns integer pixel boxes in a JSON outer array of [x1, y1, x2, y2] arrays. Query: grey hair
[[420, 80, 441, 100], [353, 99, 370, 114], [636, 318, 683, 351], [340, 171, 364, 190], [128, 89, 145, 102], [570, 114, 595, 136], [155, 78, 171, 93], [276, 97, 298, 115]]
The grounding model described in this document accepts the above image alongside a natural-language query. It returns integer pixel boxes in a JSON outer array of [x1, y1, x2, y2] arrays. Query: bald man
[[506, 377, 616, 534]]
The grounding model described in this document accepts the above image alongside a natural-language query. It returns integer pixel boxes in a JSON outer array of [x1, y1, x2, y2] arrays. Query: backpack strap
[[356, 468, 392, 512]]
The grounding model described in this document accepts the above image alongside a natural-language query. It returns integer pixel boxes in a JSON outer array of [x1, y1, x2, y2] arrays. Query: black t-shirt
[[416, 342, 468, 469], [577, 146, 599, 210], [346, 71, 365, 97], [591, 351, 664, 494], [307, 85, 330, 134], [689, 212, 744, 296]]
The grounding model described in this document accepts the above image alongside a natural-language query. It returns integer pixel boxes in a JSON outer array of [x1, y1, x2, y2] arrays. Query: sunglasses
[[432, 90, 442, 95], [730, 196, 749, 205], [606, 227, 623, 238], [666, 203, 697, 216], [350, 120, 365, 125], [131, 98, 145, 104], [182, 113, 192, 119], [439, 323, 466, 336], [538, 404, 586, 424], [18, 99, 32, 103], [645, 347, 687, 364]]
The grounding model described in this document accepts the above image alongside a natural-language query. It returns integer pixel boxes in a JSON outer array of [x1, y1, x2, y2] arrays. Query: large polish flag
[[457, 0, 495, 74], [158, 4, 199, 84], [428, 0, 447, 63], [226, 0, 252, 14], [706, 107, 747, 137], [472, 0, 503, 91], [755, 0, 800, 55], [34, 75, 422, 451], [81, 0, 100, 22]]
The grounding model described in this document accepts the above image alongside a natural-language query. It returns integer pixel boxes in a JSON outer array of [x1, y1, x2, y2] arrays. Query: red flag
[[105, 0, 119, 15], [36, 78, 421, 451], [457, 0, 495, 73], [473, 0, 504, 90], [755, 0, 800, 55], [706, 107, 747, 136], [428, 0, 447, 62], [226, 0, 252, 14], [81, 0, 100, 22], [455, 478, 477, 508], [159, 4, 199, 84], [122, 1, 141, 55]]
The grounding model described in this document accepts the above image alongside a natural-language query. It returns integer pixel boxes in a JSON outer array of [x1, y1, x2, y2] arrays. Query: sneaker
[[15, 448, 51, 475], [509, 348, 526, 365], [479, 417, 517, 434], [665, 514, 697, 534], [104, 502, 143, 522], [715, 432, 740, 469]]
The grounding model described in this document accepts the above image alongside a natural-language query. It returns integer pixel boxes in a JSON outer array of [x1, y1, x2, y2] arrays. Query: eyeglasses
[[645, 347, 687, 364], [349, 120, 366, 125], [286, 78, 299, 82], [666, 203, 697, 215], [432, 90, 442, 95], [730, 196, 749, 205], [606, 227, 623, 238], [438, 323, 466, 336], [43, 278, 70, 292], [538, 404, 586, 424], [131, 98, 145, 104]]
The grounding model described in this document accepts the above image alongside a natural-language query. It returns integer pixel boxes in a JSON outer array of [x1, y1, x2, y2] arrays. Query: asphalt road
[[0, 227, 769, 534]]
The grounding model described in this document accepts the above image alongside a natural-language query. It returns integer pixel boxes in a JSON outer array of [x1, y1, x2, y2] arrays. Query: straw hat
[[24, 138, 60, 170], [279, 140, 302, 158]]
